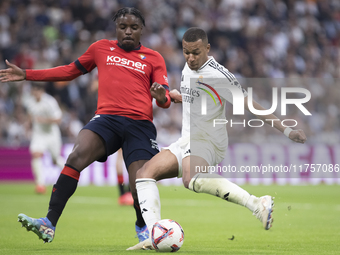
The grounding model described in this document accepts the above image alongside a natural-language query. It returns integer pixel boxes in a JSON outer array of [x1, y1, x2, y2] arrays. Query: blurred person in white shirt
[[23, 83, 64, 194]]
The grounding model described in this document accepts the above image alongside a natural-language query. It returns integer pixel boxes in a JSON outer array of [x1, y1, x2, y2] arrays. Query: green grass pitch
[[0, 182, 339, 254]]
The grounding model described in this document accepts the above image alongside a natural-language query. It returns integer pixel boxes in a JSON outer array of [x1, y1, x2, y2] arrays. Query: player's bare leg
[[47, 129, 107, 223], [185, 156, 274, 230], [66, 129, 106, 170], [19, 129, 107, 242]]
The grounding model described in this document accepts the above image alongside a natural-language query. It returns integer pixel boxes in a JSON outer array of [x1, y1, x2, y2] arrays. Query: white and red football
[[151, 219, 184, 252]]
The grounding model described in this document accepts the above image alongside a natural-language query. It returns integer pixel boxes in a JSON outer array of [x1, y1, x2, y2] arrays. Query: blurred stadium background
[[0, 0, 339, 185]]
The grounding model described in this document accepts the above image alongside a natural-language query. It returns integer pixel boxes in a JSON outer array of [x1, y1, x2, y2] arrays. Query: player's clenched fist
[[288, 129, 307, 144], [169, 89, 182, 103]]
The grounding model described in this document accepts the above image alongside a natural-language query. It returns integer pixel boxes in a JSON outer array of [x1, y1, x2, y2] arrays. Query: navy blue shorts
[[83, 115, 159, 169]]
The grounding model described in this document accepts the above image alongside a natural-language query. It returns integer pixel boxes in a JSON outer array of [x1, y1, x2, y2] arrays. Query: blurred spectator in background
[[22, 83, 64, 194], [0, 0, 339, 147]]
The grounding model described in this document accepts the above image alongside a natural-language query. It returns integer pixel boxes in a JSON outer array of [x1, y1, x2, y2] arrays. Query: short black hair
[[112, 7, 145, 27], [182, 27, 208, 44]]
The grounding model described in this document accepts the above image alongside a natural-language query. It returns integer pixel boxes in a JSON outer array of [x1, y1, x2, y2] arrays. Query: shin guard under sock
[[47, 165, 80, 226], [136, 178, 161, 231]]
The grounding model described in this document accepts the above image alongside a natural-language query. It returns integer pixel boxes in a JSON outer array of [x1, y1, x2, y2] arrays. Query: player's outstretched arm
[[245, 97, 307, 144], [0, 60, 26, 82], [169, 89, 182, 103], [1, 59, 83, 83]]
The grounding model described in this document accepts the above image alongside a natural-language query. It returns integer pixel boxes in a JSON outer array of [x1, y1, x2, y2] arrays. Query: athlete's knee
[[66, 149, 86, 171], [136, 166, 147, 179], [135, 165, 143, 179], [66, 150, 78, 165], [136, 163, 156, 179]]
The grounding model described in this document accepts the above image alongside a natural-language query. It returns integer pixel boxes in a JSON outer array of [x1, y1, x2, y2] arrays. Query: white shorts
[[163, 136, 224, 178], [29, 133, 62, 160]]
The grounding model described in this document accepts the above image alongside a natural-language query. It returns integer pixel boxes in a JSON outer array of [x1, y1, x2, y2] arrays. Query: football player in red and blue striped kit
[[0, 7, 170, 244]]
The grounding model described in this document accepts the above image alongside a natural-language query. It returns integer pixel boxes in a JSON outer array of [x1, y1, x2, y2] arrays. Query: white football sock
[[136, 178, 161, 232], [188, 173, 259, 212], [32, 157, 44, 186]]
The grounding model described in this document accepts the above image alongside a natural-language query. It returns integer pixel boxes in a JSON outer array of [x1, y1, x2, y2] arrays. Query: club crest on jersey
[[139, 54, 146, 60]]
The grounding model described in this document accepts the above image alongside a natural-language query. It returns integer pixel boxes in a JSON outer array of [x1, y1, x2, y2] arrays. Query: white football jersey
[[180, 56, 247, 155], [24, 93, 62, 136]]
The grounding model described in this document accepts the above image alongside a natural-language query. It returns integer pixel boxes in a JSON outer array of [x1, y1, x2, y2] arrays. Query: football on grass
[[151, 219, 184, 252]]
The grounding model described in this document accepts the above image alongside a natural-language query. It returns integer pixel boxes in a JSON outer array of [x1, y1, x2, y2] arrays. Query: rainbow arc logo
[[196, 81, 222, 106]]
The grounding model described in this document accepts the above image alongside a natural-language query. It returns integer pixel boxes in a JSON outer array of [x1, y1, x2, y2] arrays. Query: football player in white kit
[[24, 83, 64, 194], [128, 27, 307, 250]]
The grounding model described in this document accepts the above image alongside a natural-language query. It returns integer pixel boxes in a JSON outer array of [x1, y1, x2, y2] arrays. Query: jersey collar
[[198, 56, 214, 71], [116, 41, 142, 51]]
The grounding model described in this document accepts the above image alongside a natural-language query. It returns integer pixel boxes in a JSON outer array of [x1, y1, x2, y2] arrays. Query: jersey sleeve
[[215, 78, 248, 105], [151, 52, 169, 86], [25, 42, 98, 81], [74, 42, 97, 74], [25, 63, 82, 81]]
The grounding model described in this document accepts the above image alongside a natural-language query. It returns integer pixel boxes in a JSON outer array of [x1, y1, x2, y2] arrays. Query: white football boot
[[126, 237, 154, 250], [253, 195, 274, 230]]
